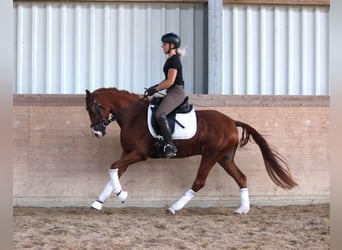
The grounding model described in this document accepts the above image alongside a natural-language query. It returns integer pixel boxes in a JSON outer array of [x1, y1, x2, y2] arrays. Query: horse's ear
[[85, 89, 91, 96]]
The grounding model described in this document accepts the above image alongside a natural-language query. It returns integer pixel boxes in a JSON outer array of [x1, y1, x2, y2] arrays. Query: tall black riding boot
[[156, 113, 177, 158]]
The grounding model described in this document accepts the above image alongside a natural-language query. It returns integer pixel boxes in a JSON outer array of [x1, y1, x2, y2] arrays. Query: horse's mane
[[94, 87, 142, 102]]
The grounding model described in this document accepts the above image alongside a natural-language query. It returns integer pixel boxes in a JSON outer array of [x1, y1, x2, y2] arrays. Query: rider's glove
[[144, 85, 158, 97]]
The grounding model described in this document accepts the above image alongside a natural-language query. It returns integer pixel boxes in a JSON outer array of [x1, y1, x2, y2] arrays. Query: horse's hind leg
[[167, 153, 219, 214], [218, 148, 250, 214]]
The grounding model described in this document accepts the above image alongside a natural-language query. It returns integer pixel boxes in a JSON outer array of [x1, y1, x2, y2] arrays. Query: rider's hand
[[144, 86, 158, 97]]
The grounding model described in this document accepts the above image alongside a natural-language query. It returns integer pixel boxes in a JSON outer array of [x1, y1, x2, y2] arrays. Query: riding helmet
[[161, 33, 181, 48]]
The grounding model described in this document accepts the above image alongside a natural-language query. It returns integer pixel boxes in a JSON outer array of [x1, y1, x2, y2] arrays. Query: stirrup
[[164, 144, 177, 158]]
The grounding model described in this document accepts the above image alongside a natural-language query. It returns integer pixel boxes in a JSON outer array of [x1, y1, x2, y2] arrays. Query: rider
[[145, 32, 186, 158]]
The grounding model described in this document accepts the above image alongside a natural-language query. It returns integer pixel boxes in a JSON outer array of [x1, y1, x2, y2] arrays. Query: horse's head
[[85, 89, 115, 138]]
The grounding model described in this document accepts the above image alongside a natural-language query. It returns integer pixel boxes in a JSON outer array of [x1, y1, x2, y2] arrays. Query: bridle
[[87, 96, 116, 131], [87, 93, 148, 134]]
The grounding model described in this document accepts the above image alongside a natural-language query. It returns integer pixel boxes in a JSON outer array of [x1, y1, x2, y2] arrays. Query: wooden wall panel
[[13, 95, 330, 207]]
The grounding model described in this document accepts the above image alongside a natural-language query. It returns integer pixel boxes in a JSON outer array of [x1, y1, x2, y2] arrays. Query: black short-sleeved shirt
[[163, 55, 184, 87]]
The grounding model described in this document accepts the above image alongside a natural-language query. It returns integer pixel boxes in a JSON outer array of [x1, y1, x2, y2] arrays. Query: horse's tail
[[236, 120, 298, 190]]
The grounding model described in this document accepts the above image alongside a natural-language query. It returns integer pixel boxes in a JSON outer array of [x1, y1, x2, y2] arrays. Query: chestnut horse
[[85, 87, 297, 214]]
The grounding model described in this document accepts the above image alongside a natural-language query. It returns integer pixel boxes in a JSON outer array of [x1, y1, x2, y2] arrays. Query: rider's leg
[[154, 86, 185, 158], [156, 112, 177, 158]]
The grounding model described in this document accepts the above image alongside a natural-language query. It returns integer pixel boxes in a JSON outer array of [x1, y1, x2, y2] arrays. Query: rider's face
[[162, 43, 175, 54]]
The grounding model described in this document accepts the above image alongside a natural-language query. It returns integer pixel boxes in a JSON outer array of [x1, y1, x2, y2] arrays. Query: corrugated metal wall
[[222, 4, 329, 95], [14, 2, 205, 94], [14, 2, 329, 95]]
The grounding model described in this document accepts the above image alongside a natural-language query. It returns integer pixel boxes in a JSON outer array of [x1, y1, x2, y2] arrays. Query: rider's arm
[[156, 68, 177, 91]]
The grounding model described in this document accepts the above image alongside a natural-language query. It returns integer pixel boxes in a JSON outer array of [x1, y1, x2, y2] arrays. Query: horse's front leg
[[91, 151, 143, 210]]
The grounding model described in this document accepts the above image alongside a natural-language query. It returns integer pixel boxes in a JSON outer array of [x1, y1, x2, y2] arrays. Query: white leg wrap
[[108, 169, 128, 203], [168, 189, 196, 214], [116, 190, 128, 202], [91, 200, 103, 210], [91, 181, 113, 210], [108, 169, 122, 193], [234, 188, 250, 214], [98, 180, 114, 202]]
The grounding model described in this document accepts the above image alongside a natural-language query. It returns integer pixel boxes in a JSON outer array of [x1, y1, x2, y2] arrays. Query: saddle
[[150, 96, 193, 135], [147, 96, 197, 158]]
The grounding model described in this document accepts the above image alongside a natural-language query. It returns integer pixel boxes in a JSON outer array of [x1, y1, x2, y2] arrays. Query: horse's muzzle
[[91, 128, 106, 138]]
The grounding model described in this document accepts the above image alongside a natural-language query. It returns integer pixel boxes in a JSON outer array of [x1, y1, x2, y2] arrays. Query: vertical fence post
[[208, 0, 223, 94]]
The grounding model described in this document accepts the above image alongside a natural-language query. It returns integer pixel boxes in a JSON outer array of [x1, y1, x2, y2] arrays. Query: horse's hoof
[[117, 191, 128, 202], [167, 207, 176, 215], [91, 200, 103, 210], [234, 207, 249, 215]]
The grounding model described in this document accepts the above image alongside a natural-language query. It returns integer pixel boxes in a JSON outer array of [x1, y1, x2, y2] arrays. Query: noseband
[[87, 96, 115, 130]]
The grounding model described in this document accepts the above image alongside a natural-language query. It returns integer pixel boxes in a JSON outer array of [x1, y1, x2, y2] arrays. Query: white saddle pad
[[147, 104, 197, 140]]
